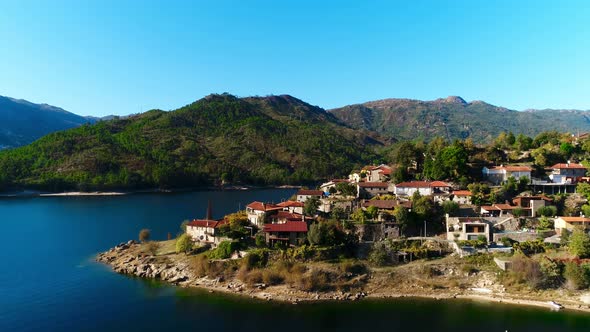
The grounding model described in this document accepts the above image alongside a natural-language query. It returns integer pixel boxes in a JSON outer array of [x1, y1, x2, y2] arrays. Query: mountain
[[0, 96, 96, 149], [0, 94, 384, 192], [329, 96, 590, 143]]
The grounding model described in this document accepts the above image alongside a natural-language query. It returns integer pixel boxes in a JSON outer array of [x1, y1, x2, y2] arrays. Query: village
[[184, 162, 590, 259]]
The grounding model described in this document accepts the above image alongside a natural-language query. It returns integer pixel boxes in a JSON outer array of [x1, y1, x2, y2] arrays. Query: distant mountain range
[[0, 96, 98, 149], [329, 96, 590, 143]]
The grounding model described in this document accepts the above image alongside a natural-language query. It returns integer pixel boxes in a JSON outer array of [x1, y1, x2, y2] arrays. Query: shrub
[[563, 262, 590, 290], [175, 234, 193, 254], [189, 255, 210, 277], [368, 242, 391, 266], [511, 256, 545, 289], [255, 233, 266, 247], [145, 241, 160, 256], [139, 229, 151, 242], [241, 249, 268, 270], [209, 241, 240, 259], [569, 229, 590, 258], [340, 261, 368, 275]]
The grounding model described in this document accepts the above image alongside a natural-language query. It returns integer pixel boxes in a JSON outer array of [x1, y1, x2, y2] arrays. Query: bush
[[511, 256, 545, 289], [368, 242, 391, 266], [563, 262, 590, 290], [340, 261, 368, 275], [255, 233, 266, 247], [139, 229, 151, 242], [569, 229, 590, 258], [175, 234, 193, 254], [209, 241, 240, 259], [145, 241, 160, 256], [241, 249, 269, 270]]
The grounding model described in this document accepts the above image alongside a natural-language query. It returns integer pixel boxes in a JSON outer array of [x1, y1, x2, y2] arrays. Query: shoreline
[[0, 185, 301, 198], [96, 241, 590, 313]]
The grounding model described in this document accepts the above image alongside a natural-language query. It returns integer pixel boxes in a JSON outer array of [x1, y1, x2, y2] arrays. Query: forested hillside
[[0, 94, 382, 191]]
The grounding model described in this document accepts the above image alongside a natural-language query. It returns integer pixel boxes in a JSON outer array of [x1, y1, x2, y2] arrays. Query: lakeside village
[[99, 150, 590, 308]]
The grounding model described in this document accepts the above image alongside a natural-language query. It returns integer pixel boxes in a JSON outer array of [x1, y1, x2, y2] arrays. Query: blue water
[[1, 189, 590, 331]]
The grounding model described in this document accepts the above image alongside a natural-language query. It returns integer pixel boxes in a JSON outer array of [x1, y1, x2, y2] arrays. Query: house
[[263, 221, 308, 246], [482, 165, 532, 184], [549, 162, 587, 184], [295, 189, 324, 203], [512, 195, 552, 217], [319, 179, 351, 194], [363, 165, 393, 182], [394, 181, 452, 197], [317, 197, 355, 214], [186, 219, 228, 245], [357, 182, 391, 198], [446, 216, 492, 242], [361, 199, 412, 221], [276, 200, 304, 214], [554, 216, 590, 235], [480, 204, 518, 217], [452, 190, 472, 205], [269, 211, 311, 224], [246, 201, 282, 227]]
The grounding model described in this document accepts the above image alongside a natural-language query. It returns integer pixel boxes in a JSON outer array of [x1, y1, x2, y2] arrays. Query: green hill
[[0, 94, 383, 192], [329, 96, 590, 143]]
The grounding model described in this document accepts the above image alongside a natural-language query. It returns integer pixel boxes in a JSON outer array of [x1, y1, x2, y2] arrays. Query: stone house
[[357, 182, 392, 198], [512, 195, 552, 217]]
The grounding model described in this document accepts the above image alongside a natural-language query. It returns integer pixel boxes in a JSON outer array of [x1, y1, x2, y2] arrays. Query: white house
[[295, 189, 324, 203], [394, 181, 452, 197], [276, 200, 304, 214], [554, 216, 590, 235], [446, 216, 492, 242], [549, 162, 587, 184], [246, 201, 282, 227], [482, 165, 532, 184], [452, 190, 472, 205], [186, 219, 228, 245]]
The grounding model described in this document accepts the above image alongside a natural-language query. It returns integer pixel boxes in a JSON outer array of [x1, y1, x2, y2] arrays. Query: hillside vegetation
[[330, 96, 590, 143], [0, 94, 382, 191]]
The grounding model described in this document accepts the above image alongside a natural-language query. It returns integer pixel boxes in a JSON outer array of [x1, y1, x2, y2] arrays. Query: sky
[[1, 0, 590, 116]]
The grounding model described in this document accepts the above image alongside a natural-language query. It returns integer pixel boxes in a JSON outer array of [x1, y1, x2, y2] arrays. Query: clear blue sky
[[1, 0, 590, 116]]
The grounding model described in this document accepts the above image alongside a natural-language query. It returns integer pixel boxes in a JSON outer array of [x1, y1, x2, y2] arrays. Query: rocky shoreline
[[97, 241, 590, 311]]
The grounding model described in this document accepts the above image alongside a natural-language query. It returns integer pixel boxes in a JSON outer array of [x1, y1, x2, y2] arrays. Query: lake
[[1, 189, 590, 331]]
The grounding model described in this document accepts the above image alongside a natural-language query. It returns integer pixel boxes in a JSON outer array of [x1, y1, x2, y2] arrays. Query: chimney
[[206, 200, 212, 220]]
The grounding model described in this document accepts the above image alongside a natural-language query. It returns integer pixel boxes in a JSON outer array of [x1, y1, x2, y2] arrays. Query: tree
[[512, 207, 524, 218], [442, 200, 459, 216], [366, 206, 379, 220], [175, 233, 193, 254], [563, 262, 590, 290], [335, 182, 357, 197], [393, 206, 411, 233], [180, 220, 189, 233], [330, 206, 347, 222], [537, 206, 557, 217], [350, 208, 367, 224], [304, 196, 321, 216], [139, 229, 151, 242], [569, 229, 590, 258], [538, 216, 553, 230]]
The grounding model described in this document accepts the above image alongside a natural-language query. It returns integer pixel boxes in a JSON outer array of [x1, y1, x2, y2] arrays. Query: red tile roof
[[187, 219, 227, 228], [296, 190, 324, 196], [488, 165, 532, 172], [272, 211, 306, 221], [395, 181, 451, 188], [480, 205, 500, 211], [551, 163, 587, 169], [276, 201, 305, 208], [358, 182, 390, 188], [246, 201, 282, 211], [452, 190, 472, 196], [263, 221, 308, 233]]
